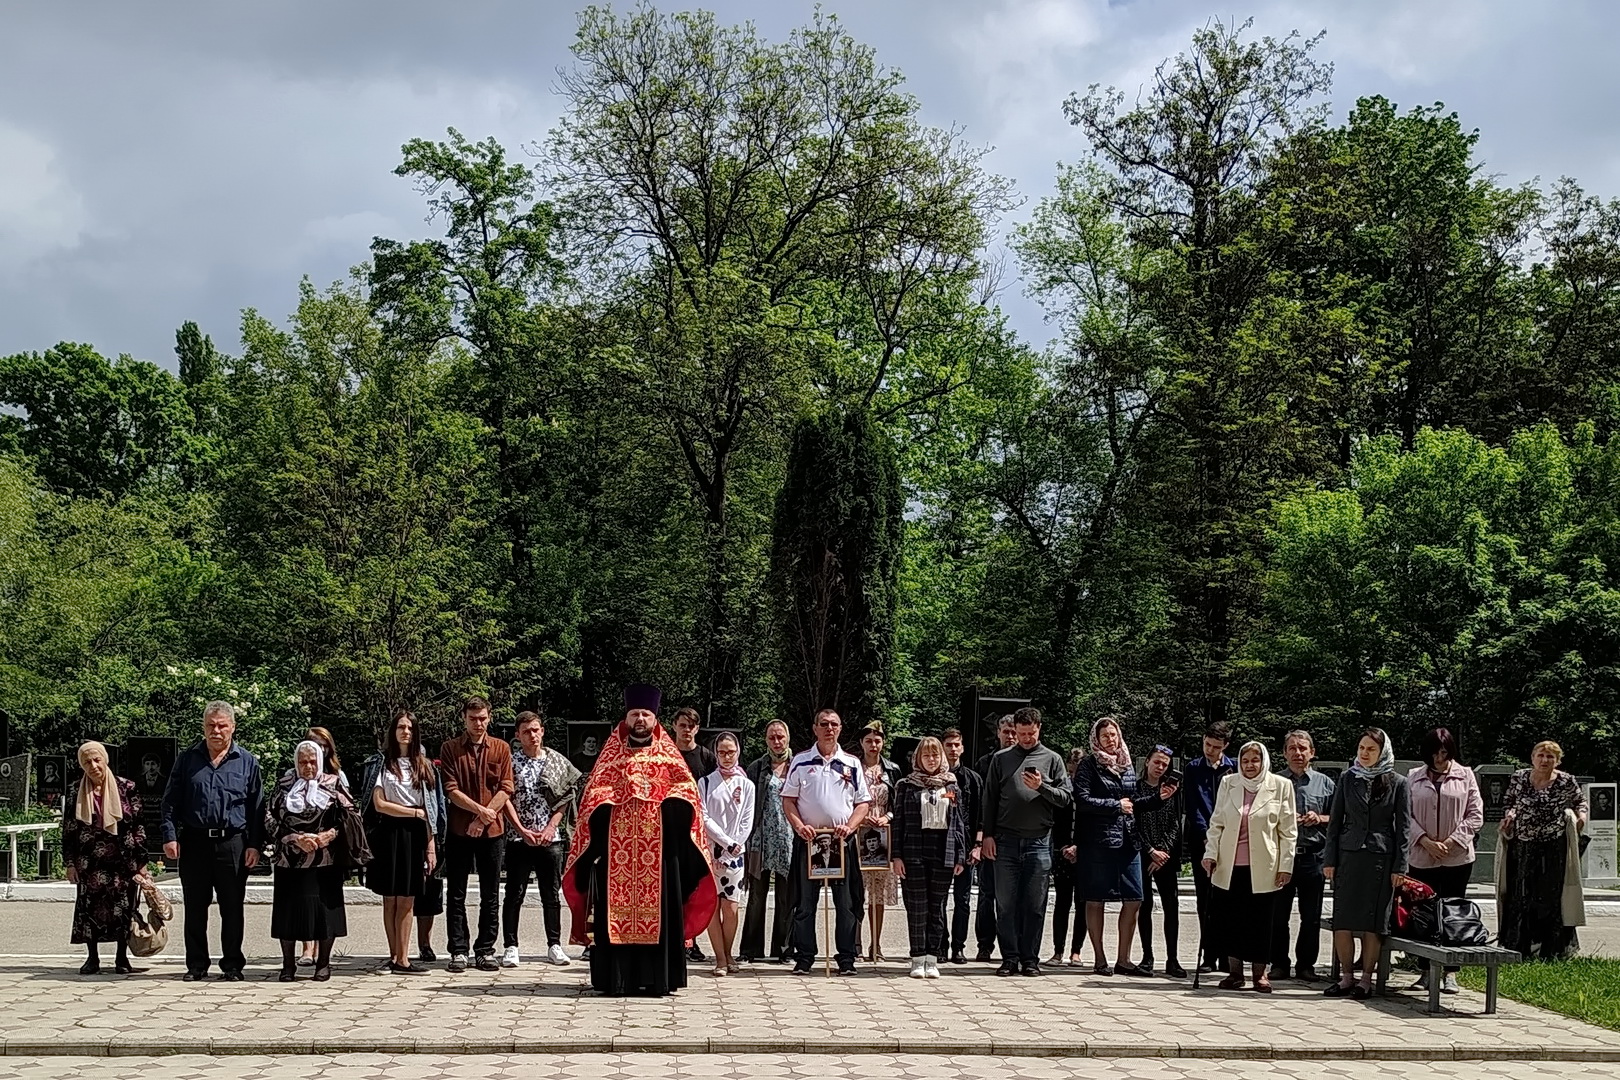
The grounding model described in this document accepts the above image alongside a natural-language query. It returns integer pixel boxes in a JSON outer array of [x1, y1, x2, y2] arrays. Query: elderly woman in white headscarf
[[266, 740, 366, 981], [62, 741, 148, 975], [1202, 739, 1297, 993]]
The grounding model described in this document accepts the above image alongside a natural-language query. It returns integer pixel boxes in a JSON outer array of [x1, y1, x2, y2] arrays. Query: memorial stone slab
[[1582, 782, 1617, 885], [35, 754, 67, 808], [0, 752, 29, 808]]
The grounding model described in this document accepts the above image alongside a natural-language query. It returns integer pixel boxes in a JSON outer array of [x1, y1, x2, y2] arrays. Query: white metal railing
[[1, 821, 61, 883]]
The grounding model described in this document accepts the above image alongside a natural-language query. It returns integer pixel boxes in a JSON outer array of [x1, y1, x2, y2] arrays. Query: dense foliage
[[1, 12, 1617, 777]]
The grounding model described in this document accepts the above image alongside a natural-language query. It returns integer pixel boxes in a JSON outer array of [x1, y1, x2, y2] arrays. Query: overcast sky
[[3, 1, 1617, 367]]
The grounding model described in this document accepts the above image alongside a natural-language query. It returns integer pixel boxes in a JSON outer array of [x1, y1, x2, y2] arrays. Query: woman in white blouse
[[698, 732, 756, 976]]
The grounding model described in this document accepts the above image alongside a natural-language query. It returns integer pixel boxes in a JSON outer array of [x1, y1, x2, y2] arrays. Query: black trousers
[[445, 833, 504, 957], [1187, 825, 1219, 966], [791, 836, 864, 965], [938, 861, 974, 955], [502, 838, 564, 949], [974, 855, 998, 954], [740, 868, 795, 960], [1136, 850, 1180, 966], [901, 859, 953, 957], [1271, 852, 1326, 974], [1051, 861, 1084, 956], [178, 829, 248, 975]]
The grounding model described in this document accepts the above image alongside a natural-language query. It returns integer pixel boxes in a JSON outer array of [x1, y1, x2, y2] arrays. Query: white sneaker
[[548, 944, 572, 966], [501, 946, 520, 968], [1441, 972, 1460, 994], [908, 957, 926, 978], [923, 955, 941, 979]]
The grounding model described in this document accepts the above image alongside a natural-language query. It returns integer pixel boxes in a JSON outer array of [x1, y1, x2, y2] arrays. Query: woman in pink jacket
[[1404, 727, 1483, 995]]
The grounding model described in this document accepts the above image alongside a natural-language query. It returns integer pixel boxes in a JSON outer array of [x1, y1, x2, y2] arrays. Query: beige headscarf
[[75, 742, 123, 834]]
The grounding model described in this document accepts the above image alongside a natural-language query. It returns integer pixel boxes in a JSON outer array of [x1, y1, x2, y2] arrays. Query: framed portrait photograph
[[806, 828, 844, 880], [856, 824, 891, 870]]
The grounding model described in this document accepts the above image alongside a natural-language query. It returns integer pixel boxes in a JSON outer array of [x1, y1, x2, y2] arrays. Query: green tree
[[0, 343, 199, 499], [770, 409, 903, 740], [549, 5, 1011, 726], [213, 281, 516, 748]]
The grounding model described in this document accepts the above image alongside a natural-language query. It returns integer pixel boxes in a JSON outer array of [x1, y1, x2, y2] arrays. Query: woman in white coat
[[698, 732, 755, 976], [1202, 741, 1298, 992]]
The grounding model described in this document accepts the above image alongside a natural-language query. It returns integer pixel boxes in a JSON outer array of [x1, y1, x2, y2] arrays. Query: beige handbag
[[127, 874, 172, 958]]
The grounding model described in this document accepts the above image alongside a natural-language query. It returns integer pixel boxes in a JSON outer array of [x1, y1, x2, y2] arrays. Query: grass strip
[[1458, 957, 1620, 1031]]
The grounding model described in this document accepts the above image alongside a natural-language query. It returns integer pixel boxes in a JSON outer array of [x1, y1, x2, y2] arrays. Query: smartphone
[[1162, 769, 1182, 786]]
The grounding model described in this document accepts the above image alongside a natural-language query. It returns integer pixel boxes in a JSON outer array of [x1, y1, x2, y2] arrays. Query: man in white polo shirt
[[782, 709, 871, 975]]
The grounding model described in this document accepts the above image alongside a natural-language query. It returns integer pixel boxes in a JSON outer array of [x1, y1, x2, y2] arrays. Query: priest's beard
[[626, 731, 653, 748]]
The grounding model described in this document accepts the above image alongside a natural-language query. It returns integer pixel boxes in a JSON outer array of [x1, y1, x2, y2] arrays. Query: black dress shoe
[[974, 950, 996, 963], [278, 968, 297, 982], [1115, 962, 1148, 977], [1093, 962, 1114, 976], [1021, 961, 1042, 976], [1296, 967, 1322, 982], [949, 950, 967, 965], [312, 966, 331, 982], [114, 958, 136, 975], [1271, 965, 1291, 980], [996, 960, 1019, 976], [79, 957, 101, 975], [1196, 961, 1216, 973], [417, 945, 437, 964], [1350, 984, 1371, 1000], [182, 970, 206, 982], [1165, 961, 1188, 979], [218, 970, 244, 982], [1324, 981, 1352, 997]]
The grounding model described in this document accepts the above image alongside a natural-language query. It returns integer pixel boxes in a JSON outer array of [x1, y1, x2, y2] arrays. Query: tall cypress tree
[[770, 409, 903, 741]]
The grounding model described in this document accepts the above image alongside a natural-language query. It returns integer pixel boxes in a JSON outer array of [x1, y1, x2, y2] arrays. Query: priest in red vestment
[[563, 684, 717, 995]]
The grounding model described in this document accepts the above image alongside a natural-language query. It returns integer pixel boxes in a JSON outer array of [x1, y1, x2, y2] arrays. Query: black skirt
[[271, 864, 347, 941], [367, 814, 427, 898], [1330, 849, 1393, 934], [1212, 866, 1278, 963]]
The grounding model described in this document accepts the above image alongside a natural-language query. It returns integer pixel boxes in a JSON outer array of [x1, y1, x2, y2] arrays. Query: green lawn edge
[[1458, 958, 1620, 1032]]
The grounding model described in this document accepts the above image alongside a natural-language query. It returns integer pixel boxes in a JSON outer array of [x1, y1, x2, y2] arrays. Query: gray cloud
[[2, 1, 1616, 366]]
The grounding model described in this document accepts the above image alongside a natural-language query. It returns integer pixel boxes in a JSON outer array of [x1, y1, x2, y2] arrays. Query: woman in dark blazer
[[1323, 727, 1410, 999], [1072, 716, 1175, 976]]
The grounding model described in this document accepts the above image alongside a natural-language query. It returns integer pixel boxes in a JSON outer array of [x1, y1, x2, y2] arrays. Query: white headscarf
[[1237, 740, 1272, 794], [285, 740, 332, 813]]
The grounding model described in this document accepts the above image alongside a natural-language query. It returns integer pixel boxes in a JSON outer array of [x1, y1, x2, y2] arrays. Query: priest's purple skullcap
[[623, 683, 662, 714]]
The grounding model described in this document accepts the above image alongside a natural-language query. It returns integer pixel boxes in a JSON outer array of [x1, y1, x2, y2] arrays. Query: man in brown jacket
[[439, 696, 514, 972]]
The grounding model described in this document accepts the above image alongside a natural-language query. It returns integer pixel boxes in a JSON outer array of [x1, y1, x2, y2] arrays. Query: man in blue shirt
[[1182, 720, 1234, 973], [160, 701, 265, 981], [1271, 729, 1335, 980]]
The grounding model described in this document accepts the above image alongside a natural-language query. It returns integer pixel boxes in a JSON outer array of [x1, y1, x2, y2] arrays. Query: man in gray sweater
[[980, 707, 1072, 976]]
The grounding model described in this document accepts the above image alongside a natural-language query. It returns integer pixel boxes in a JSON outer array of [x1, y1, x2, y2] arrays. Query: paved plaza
[[0, 1056, 1616, 1080], [2, 887, 1617, 1079]]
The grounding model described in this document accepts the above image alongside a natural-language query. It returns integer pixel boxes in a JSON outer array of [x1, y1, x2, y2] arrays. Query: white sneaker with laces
[[1441, 972, 1460, 994], [501, 946, 521, 968], [909, 957, 926, 978], [923, 955, 941, 979], [548, 944, 572, 966]]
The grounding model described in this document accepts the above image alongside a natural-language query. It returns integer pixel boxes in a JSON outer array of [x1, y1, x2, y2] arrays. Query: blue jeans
[[992, 835, 1051, 965]]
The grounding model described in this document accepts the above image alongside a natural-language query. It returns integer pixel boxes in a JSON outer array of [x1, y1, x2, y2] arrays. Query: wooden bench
[[1375, 936, 1523, 1014]]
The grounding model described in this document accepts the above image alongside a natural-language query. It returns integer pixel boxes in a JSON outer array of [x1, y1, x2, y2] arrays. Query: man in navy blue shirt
[[1182, 720, 1234, 973], [161, 701, 265, 981]]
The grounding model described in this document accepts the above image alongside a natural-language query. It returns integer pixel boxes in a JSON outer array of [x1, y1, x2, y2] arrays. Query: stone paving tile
[[0, 1057, 1618, 1080], [0, 959, 1615, 1061]]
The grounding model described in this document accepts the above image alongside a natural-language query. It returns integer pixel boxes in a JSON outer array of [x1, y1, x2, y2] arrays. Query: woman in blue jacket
[[1071, 716, 1177, 976]]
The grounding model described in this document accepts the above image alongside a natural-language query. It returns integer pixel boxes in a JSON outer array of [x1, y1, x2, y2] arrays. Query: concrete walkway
[[0, 953, 1615, 1061]]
